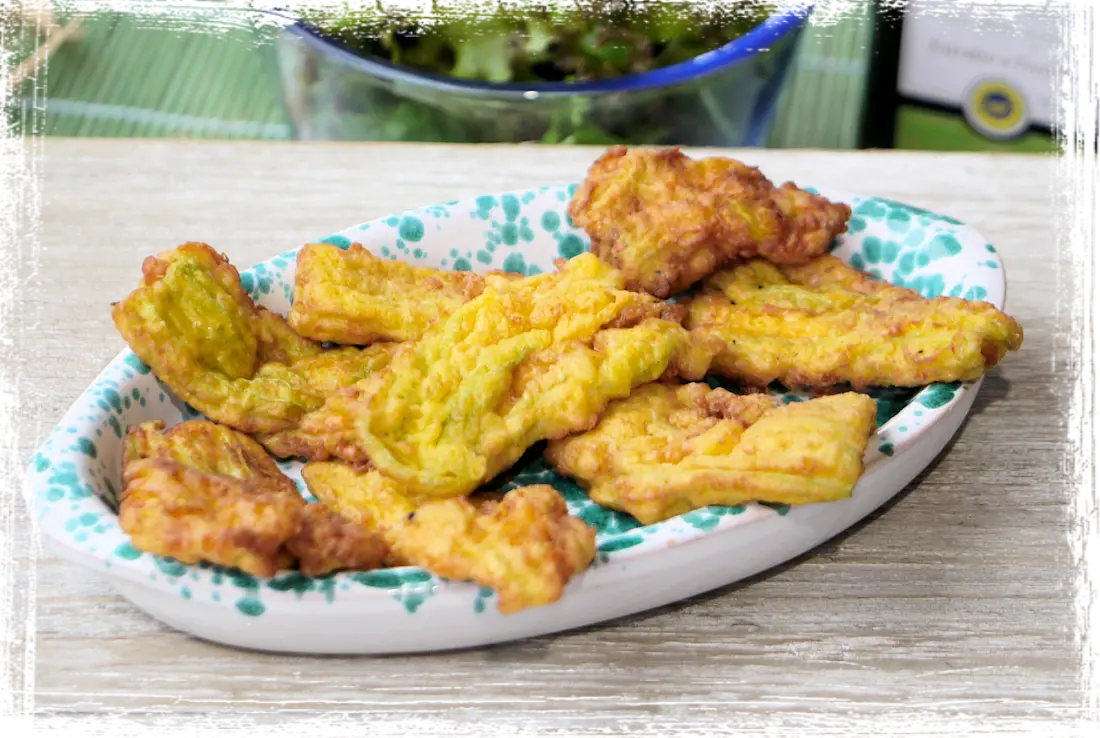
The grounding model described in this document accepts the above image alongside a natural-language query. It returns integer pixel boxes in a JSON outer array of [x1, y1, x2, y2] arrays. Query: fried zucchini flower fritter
[[302, 460, 595, 614], [120, 420, 390, 578], [288, 242, 493, 344], [111, 243, 397, 434], [391, 485, 596, 614], [261, 253, 706, 498], [687, 255, 1025, 390], [568, 146, 852, 298], [545, 384, 878, 525], [120, 420, 307, 576], [286, 502, 391, 577], [301, 461, 423, 532]]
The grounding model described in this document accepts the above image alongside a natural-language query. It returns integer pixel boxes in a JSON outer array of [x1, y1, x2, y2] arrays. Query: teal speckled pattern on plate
[[27, 184, 1007, 652]]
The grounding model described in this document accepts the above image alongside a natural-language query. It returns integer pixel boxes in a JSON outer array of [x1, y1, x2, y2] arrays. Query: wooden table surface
[[15, 140, 1078, 734]]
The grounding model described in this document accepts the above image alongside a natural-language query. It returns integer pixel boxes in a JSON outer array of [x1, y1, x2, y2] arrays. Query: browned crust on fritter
[[120, 420, 306, 577], [122, 420, 298, 497], [285, 502, 390, 577], [602, 301, 688, 329], [687, 255, 1024, 390], [389, 485, 596, 614], [567, 146, 852, 298], [119, 463, 303, 578], [700, 384, 783, 420]]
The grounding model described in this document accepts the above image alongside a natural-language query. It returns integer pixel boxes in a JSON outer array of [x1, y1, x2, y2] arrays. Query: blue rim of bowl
[[265, 1, 813, 98]]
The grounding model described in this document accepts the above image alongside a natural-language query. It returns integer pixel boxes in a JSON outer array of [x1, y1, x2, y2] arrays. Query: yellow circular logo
[[963, 79, 1029, 140]]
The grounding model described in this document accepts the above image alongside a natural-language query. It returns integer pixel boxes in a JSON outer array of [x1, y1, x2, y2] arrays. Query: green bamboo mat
[[17, 4, 876, 148]]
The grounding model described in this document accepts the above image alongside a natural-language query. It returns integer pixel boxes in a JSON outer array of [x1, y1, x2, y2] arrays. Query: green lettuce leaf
[[279, 0, 330, 26], [382, 0, 554, 82], [624, 0, 699, 44]]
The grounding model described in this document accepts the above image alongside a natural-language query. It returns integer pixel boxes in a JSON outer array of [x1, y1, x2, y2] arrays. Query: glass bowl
[[270, 2, 812, 145]]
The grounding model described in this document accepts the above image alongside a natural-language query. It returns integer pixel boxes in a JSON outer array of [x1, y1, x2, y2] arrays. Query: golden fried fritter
[[687, 255, 1025, 390], [112, 243, 396, 433], [300, 461, 425, 568], [286, 342, 400, 397], [301, 463, 595, 611], [288, 243, 489, 344], [301, 461, 422, 531], [389, 485, 596, 614], [261, 254, 704, 498], [121, 420, 392, 578], [285, 502, 390, 577], [546, 384, 878, 525], [568, 146, 852, 298], [120, 420, 305, 576]]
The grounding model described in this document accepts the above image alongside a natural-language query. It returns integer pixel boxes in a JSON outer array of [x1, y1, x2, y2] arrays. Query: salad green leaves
[[300, 1, 777, 84], [382, 0, 554, 83], [284, 1, 789, 145]]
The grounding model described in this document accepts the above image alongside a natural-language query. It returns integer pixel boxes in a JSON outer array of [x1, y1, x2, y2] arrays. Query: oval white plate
[[28, 184, 1007, 654]]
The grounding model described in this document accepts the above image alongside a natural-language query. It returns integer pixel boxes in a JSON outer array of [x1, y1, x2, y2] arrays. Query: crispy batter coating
[[302, 464, 596, 611], [687, 255, 1025, 390], [568, 146, 851, 298], [286, 342, 400, 397], [119, 420, 305, 576], [301, 461, 422, 531], [390, 485, 596, 614], [288, 243, 489, 344], [261, 254, 704, 498], [111, 243, 396, 433], [300, 461, 425, 568], [122, 421, 391, 577], [546, 384, 878, 525], [285, 502, 390, 576]]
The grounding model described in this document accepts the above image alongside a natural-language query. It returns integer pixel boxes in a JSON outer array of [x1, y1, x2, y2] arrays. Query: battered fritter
[[260, 254, 706, 498], [121, 420, 391, 577], [301, 461, 422, 532], [120, 420, 306, 576], [103, 147, 1027, 617], [546, 384, 878, 525], [390, 485, 595, 614], [568, 146, 852, 298], [687, 255, 1025, 390], [286, 502, 390, 577], [288, 242, 491, 344], [111, 243, 397, 433], [301, 463, 595, 612]]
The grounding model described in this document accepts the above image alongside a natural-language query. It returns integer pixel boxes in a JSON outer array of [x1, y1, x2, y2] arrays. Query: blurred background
[[6, 0, 1058, 152]]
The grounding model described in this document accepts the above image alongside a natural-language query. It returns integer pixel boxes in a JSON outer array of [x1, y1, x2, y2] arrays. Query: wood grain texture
[[19, 140, 1076, 726]]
